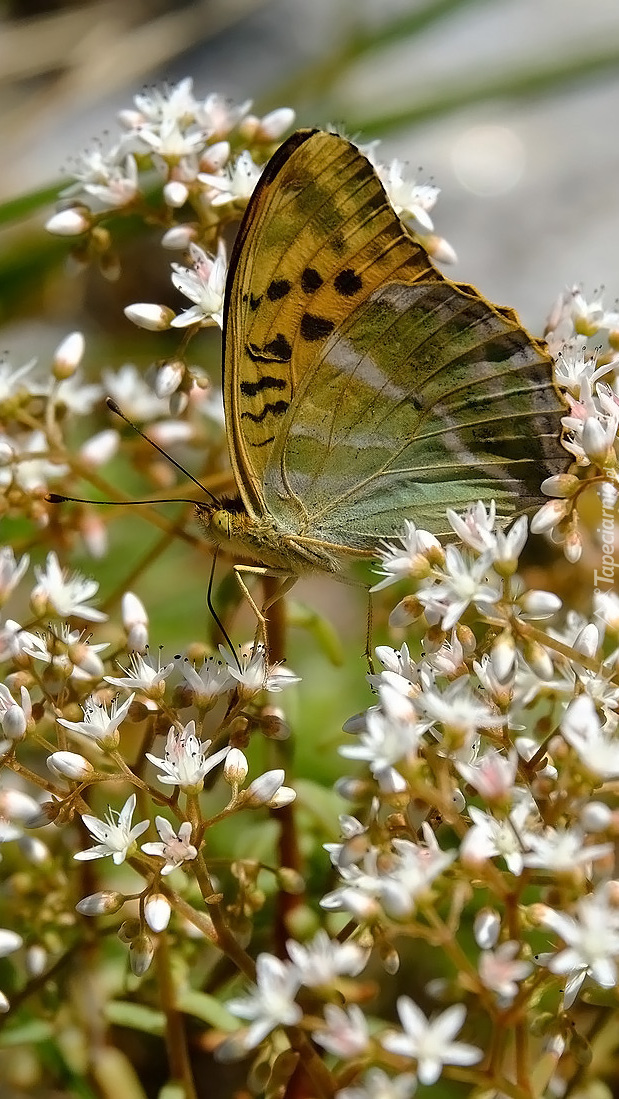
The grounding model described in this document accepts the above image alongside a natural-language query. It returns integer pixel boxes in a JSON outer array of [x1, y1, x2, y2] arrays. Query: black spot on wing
[[251, 435, 275, 448], [240, 375, 287, 397], [300, 313, 335, 342], [246, 334, 292, 363], [241, 400, 289, 423], [249, 293, 262, 311], [334, 268, 363, 297], [301, 267, 324, 294], [267, 278, 291, 301]]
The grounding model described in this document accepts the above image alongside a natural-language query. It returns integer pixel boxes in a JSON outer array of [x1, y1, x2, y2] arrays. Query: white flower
[[141, 816, 197, 874], [522, 826, 612, 873], [226, 953, 302, 1049], [561, 694, 619, 778], [21, 624, 107, 681], [339, 684, 427, 785], [105, 651, 175, 695], [417, 546, 501, 630], [0, 431, 69, 493], [0, 683, 31, 741], [0, 356, 47, 402], [537, 883, 619, 1007], [199, 150, 262, 205], [57, 693, 135, 748], [312, 1003, 369, 1059], [382, 1000, 482, 1085], [54, 372, 103, 415], [460, 797, 536, 876], [286, 930, 367, 987], [371, 519, 441, 592], [181, 656, 234, 707], [378, 830, 455, 918], [220, 644, 301, 695], [31, 552, 106, 622], [336, 1068, 417, 1099], [456, 748, 518, 803], [146, 721, 229, 790], [478, 941, 533, 1005], [102, 363, 169, 422], [74, 793, 149, 865], [447, 500, 497, 553], [378, 159, 439, 231], [418, 677, 498, 746], [170, 241, 227, 328]]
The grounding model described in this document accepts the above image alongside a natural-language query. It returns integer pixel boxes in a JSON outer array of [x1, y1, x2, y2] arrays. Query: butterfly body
[[200, 129, 566, 576]]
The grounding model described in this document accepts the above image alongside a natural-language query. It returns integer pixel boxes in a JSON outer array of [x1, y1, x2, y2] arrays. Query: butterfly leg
[[233, 565, 296, 656]]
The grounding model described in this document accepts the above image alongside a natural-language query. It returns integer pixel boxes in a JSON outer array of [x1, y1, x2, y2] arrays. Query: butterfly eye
[[213, 510, 232, 539]]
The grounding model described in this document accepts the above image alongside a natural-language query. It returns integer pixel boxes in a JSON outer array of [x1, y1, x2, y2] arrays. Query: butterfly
[[198, 129, 566, 585]]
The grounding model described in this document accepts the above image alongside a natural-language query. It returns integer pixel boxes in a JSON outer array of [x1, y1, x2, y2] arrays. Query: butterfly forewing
[[224, 129, 565, 548]]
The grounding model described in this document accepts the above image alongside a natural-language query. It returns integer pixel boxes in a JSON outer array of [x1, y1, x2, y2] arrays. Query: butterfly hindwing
[[224, 129, 565, 546]]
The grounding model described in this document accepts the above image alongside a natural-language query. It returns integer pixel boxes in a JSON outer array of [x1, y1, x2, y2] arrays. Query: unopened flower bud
[[52, 331, 85, 380], [199, 141, 230, 173], [243, 769, 285, 807], [122, 592, 149, 652], [46, 207, 91, 236], [25, 944, 47, 977], [423, 234, 457, 264], [0, 929, 22, 957], [564, 526, 583, 562], [541, 473, 580, 498], [530, 498, 571, 534], [388, 596, 424, 627], [145, 893, 171, 933], [163, 180, 189, 207], [582, 416, 614, 465], [524, 640, 554, 680], [161, 224, 197, 249], [520, 590, 562, 620], [0, 789, 40, 822], [18, 836, 48, 864], [254, 108, 296, 141], [130, 932, 155, 975], [154, 360, 184, 399], [76, 890, 125, 916], [2, 705, 26, 741], [474, 908, 500, 949], [47, 751, 94, 780], [491, 631, 516, 682], [224, 747, 248, 788], [580, 801, 613, 832], [124, 303, 175, 331], [267, 785, 296, 809]]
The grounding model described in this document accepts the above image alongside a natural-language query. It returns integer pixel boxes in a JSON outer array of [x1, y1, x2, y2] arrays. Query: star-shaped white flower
[[382, 999, 482, 1085], [74, 793, 149, 865], [146, 721, 229, 791], [31, 552, 106, 622], [226, 952, 302, 1049], [141, 816, 198, 874]]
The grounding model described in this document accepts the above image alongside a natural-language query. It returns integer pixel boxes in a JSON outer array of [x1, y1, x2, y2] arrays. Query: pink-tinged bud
[[79, 429, 120, 468], [161, 224, 197, 249], [199, 141, 230, 173], [243, 768, 285, 807], [474, 908, 500, 949], [583, 416, 615, 465], [254, 107, 296, 141], [52, 331, 85, 380], [76, 890, 125, 916], [169, 390, 189, 416], [0, 789, 40, 822], [130, 932, 155, 976], [541, 473, 580, 498], [124, 303, 175, 331], [79, 512, 109, 560], [530, 498, 570, 534], [388, 596, 424, 628], [144, 893, 171, 933], [224, 747, 248, 788], [154, 360, 184, 399], [25, 944, 47, 977], [47, 751, 94, 780], [0, 929, 22, 957], [163, 180, 189, 208], [46, 207, 91, 235], [424, 234, 457, 264], [564, 527, 583, 563], [520, 590, 562, 619]]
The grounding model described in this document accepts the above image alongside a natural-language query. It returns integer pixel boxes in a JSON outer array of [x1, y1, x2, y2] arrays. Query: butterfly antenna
[[206, 548, 242, 670], [47, 493, 203, 507], [106, 398, 220, 506]]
